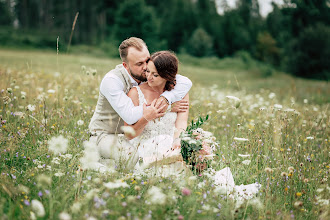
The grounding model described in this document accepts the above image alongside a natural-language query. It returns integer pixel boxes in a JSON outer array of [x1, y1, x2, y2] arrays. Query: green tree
[[286, 23, 330, 80], [187, 27, 213, 57], [0, 0, 13, 25], [255, 31, 280, 65], [113, 0, 160, 51]]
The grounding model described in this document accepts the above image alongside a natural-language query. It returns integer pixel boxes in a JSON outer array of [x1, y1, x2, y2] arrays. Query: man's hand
[[143, 99, 166, 121], [155, 96, 169, 113], [171, 100, 189, 113]]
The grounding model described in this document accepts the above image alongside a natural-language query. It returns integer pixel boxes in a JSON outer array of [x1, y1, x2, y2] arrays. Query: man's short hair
[[119, 37, 147, 62]]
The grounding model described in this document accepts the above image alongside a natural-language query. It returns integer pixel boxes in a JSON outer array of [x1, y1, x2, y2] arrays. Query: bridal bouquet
[[180, 115, 218, 173]]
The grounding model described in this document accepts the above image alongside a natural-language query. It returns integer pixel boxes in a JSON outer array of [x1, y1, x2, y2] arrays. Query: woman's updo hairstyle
[[149, 51, 178, 91]]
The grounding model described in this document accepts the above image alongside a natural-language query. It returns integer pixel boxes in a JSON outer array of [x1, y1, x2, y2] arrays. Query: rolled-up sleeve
[[161, 74, 192, 104], [100, 75, 143, 125]]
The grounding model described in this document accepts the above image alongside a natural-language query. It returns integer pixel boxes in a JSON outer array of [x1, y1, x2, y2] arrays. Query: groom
[[89, 37, 192, 169]]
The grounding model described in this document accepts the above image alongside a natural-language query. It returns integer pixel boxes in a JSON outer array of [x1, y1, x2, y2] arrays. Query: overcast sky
[[216, 0, 284, 17]]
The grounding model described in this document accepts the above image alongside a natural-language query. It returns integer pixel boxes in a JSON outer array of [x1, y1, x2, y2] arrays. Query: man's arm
[[100, 74, 142, 125], [161, 74, 192, 104]]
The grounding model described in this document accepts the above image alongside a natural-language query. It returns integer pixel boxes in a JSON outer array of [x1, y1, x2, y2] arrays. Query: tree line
[[0, 0, 329, 80]]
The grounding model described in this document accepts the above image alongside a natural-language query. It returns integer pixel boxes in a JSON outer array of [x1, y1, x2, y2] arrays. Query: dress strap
[[134, 86, 147, 106]]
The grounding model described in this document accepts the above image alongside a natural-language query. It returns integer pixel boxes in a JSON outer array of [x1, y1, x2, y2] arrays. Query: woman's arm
[[173, 93, 189, 148]]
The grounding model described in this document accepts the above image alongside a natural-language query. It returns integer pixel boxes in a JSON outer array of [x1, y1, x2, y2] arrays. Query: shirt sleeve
[[100, 74, 143, 125], [161, 74, 192, 104]]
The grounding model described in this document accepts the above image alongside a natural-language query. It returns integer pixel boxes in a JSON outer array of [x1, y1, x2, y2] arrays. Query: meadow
[[0, 49, 329, 219]]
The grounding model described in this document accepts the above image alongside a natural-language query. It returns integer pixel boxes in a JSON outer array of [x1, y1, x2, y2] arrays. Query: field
[[0, 49, 329, 219]]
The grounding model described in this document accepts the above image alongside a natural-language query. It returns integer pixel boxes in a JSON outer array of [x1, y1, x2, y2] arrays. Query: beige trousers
[[89, 133, 139, 170]]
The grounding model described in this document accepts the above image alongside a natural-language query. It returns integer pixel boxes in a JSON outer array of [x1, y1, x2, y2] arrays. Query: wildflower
[[18, 184, 30, 194], [234, 137, 249, 142], [238, 154, 250, 158], [3, 96, 11, 104], [294, 201, 303, 208], [47, 89, 55, 94], [306, 137, 314, 140], [264, 167, 273, 173], [77, 120, 84, 126], [242, 160, 251, 165], [71, 202, 82, 214], [54, 172, 65, 177], [281, 172, 288, 177], [288, 167, 294, 172], [59, 212, 71, 220], [79, 141, 101, 170], [268, 93, 276, 99], [182, 188, 191, 196], [7, 88, 12, 93], [146, 186, 167, 205], [31, 200, 45, 217], [274, 104, 282, 109], [104, 180, 129, 189], [121, 126, 136, 136], [26, 104, 36, 112], [81, 65, 86, 71], [226, 96, 241, 108], [48, 135, 69, 155], [296, 192, 302, 197]]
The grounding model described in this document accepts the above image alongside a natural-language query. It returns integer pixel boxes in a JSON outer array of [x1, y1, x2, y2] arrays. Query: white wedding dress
[[130, 86, 261, 201]]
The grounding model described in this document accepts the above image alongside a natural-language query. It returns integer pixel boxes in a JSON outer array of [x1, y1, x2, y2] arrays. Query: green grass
[[0, 49, 329, 219]]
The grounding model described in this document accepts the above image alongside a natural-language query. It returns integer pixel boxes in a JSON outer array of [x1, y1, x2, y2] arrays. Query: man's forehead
[[127, 46, 150, 63]]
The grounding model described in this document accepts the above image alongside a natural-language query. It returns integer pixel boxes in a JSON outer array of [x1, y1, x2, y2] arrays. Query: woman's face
[[146, 61, 166, 88]]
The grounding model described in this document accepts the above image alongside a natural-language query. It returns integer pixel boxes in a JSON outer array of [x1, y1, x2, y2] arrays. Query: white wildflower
[[30, 212, 36, 220], [59, 212, 71, 220], [146, 186, 167, 205], [121, 126, 136, 136], [303, 99, 308, 104], [242, 160, 251, 165], [234, 137, 249, 142], [54, 172, 65, 177], [268, 93, 276, 99], [26, 104, 36, 112], [77, 120, 84, 126], [47, 89, 56, 94], [238, 154, 250, 158], [226, 96, 240, 102], [79, 141, 101, 170], [226, 95, 241, 108], [48, 135, 69, 154], [71, 202, 82, 214], [31, 200, 45, 217], [21, 91, 26, 96], [51, 157, 60, 164], [274, 104, 282, 109], [7, 88, 12, 93], [264, 167, 273, 173], [318, 199, 329, 206], [306, 137, 314, 140], [104, 180, 129, 189]]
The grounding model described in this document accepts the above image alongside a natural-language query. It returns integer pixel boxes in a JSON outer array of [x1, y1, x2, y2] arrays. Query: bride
[[125, 51, 260, 201]]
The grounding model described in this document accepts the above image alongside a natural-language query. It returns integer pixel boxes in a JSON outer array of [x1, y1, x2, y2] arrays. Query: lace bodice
[[130, 86, 177, 146]]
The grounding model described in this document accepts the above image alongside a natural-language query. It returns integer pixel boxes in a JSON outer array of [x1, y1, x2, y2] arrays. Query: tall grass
[[0, 49, 329, 219]]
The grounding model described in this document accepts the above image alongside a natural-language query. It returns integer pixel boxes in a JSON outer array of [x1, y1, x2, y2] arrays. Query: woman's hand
[[143, 99, 166, 121], [172, 138, 181, 149]]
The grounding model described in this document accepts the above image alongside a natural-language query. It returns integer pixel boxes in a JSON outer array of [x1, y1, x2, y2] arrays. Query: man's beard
[[129, 67, 147, 82]]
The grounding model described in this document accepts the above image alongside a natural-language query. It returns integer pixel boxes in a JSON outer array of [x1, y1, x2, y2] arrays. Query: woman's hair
[[149, 51, 178, 91], [119, 37, 147, 62]]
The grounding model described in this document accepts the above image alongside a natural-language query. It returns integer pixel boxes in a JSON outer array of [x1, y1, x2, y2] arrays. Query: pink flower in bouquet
[[192, 131, 202, 140]]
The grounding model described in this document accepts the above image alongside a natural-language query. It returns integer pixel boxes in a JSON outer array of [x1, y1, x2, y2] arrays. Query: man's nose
[[143, 62, 147, 70]]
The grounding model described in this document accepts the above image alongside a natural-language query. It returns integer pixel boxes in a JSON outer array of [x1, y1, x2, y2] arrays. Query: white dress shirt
[[100, 68, 192, 125]]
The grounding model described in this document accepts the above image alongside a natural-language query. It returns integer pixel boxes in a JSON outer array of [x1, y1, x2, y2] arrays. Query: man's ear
[[122, 62, 130, 72]]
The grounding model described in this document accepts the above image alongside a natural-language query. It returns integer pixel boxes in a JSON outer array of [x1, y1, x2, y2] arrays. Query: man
[[89, 37, 192, 169]]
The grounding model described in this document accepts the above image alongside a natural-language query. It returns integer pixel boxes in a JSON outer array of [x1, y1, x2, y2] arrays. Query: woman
[[125, 51, 189, 176]]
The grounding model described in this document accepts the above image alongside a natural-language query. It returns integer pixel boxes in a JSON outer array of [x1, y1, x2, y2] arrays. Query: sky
[[216, 0, 284, 17]]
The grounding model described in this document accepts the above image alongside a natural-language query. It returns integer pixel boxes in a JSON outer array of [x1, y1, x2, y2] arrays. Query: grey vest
[[89, 64, 133, 134]]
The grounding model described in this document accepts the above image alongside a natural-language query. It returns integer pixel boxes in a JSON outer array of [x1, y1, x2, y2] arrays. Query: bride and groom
[[89, 37, 260, 200]]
